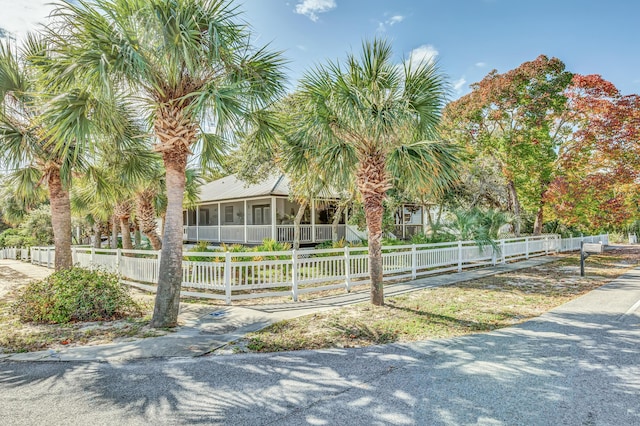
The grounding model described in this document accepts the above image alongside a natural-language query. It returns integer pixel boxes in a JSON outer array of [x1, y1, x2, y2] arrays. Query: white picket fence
[[25, 234, 608, 304], [0, 247, 30, 261]]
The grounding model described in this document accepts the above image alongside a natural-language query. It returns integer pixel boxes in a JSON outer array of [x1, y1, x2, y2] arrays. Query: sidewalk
[[0, 256, 555, 362], [3, 255, 638, 363]]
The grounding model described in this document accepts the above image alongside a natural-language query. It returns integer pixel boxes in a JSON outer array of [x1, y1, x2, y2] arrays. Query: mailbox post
[[580, 242, 604, 277]]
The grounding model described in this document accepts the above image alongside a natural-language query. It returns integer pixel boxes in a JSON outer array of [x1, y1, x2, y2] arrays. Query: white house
[[183, 174, 428, 245]]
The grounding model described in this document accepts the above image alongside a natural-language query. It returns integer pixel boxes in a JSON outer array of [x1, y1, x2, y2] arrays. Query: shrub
[[185, 241, 217, 262], [12, 268, 143, 324]]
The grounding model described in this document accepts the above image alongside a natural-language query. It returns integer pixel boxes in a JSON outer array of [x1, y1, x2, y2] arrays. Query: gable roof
[[198, 174, 290, 203]]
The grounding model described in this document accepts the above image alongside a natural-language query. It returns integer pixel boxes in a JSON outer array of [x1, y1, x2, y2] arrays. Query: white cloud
[[294, 0, 337, 22], [0, 0, 55, 41], [388, 15, 404, 25], [406, 44, 439, 67], [475, 62, 487, 67], [377, 14, 405, 32], [453, 77, 467, 92]]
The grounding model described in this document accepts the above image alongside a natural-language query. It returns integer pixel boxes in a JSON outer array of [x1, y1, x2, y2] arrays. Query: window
[[225, 206, 234, 223], [252, 205, 271, 225]]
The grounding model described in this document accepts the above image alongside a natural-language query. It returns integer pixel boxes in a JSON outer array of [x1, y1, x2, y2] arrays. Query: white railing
[[182, 224, 347, 243], [198, 226, 219, 242], [0, 247, 18, 260], [247, 225, 272, 243], [276, 225, 312, 243], [30, 246, 56, 268], [220, 226, 245, 243], [25, 233, 608, 304]]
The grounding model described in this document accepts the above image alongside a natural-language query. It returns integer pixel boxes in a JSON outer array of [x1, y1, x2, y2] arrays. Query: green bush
[[185, 241, 217, 262], [12, 268, 143, 324]]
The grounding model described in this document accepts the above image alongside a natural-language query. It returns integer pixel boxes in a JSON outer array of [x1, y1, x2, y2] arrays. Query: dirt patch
[[0, 267, 32, 299]]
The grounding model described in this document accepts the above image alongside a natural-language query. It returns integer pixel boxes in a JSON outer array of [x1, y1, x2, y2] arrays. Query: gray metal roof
[[198, 174, 290, 203]]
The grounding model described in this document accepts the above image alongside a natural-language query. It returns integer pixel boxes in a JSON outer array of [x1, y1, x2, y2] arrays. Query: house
[[183, 174, 428, 245]]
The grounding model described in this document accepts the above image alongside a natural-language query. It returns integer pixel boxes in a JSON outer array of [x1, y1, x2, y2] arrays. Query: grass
[[221, 246, 640, 354]]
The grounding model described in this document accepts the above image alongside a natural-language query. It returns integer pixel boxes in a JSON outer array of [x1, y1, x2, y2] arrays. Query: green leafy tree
[[0, 36, 124, 269], [283, 39, 458, 305], [53, 0, 286, 327], [443, 55, 573, 235]]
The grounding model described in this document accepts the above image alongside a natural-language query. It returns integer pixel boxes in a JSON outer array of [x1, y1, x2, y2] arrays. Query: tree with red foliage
[[546, 75, 640, 231], [442, 55, 573, 235]]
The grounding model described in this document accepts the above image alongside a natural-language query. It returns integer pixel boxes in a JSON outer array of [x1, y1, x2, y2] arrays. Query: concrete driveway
[[1, 269, 639, 425]]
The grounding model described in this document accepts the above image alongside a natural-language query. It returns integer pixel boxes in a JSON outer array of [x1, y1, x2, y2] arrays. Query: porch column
[[271, 197, 277, 241], [402, 204, 406, 240], [195, 208, 199, 241], [311, 199, 316, 243], [422, 204, 427, 234], [243, 200, 247, 244], [217, 203, 221, 242]]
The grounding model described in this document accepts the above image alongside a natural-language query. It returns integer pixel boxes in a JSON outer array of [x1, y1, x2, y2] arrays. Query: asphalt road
[[2, 275, 639, 425]]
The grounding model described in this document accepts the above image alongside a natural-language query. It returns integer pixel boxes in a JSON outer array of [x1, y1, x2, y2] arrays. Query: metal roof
[[198, 174, 290, 203]]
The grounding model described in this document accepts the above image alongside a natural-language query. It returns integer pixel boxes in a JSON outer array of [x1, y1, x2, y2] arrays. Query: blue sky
[[240, 0, 640, 97], [0, 0, 637, 98]]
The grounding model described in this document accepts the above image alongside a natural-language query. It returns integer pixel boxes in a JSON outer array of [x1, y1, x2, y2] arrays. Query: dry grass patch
[[0, 268, 164, 354], [224, 246, 640, 354]]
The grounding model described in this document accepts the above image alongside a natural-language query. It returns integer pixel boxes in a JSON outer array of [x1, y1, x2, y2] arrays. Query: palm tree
[[51, 0, 286, 326], [0, 36, 120, 270], [284, 39, 458, 305]]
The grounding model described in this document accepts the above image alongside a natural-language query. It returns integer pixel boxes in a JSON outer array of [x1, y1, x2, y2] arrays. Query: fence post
[[72, 247, 77, 265], [291, 249, 298, 302], [224, 251, 231, 305], [156, 250, 162, 281], [491, 246, 497, 266], [116, 248, 121, 275], [544, 236, 549, 255], [457, 241, 463, 272], [501, 239, 506, 264], [90, 247, 95, 268], [525, 237, 529, 260], [47, 248, 51, 269], [344, 247, 351, 293], [411, 244, 417, 280]]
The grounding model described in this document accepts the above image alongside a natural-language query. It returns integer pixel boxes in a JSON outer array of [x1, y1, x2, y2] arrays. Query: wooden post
[[311, 199, 316, 243], [580, 241, 585, 277], [225, 251, 232, 305], [271, 197, 277, 242], [116, 248, 121, 275], [291, 249, 298, 301], [195, 208, 199, 242], [525, 237, 529, 259], [501, 239, 506, 264], [457, 241, 463, 272], [411, 244, 417, 279], [243, 200, 248, 244], [217, 203, 221, 243], [344, 246, 351, 292]]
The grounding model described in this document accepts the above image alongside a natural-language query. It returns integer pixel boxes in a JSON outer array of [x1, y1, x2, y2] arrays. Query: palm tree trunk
[[93, 221, 102, 248], [111, 216, 118, 249], [293, 200, 307, 250], [136, 189, 162, 250], [133, 222, 142, 248], [119, 218, 133, 250], [47, 168, 73, 270], [357, 154, 389, 306], [151, 150, 187, 328]]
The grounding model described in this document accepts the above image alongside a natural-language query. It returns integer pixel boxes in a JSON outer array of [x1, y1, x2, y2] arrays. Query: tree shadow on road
[[1, 308, 638, 425]]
